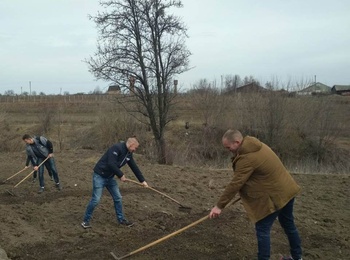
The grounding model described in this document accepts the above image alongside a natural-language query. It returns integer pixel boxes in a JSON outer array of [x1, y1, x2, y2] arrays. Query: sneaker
[[32, 177, 37, 183], [119, 219, 134, 227], [50, 175, 54, 181], [55, 183, 62, 191], [81, 222, 92, 229], [280, 257, 302, 260], [38, 187, 44, 194]]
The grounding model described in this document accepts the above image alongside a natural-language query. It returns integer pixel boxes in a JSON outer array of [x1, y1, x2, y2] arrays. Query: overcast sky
[[1, 0, 349, 95]]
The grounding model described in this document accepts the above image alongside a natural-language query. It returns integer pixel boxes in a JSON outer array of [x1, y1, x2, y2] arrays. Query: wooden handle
[[111, 215, 209, 260], [110, 196, 241, 259], [13, 170, 35, 188], [6, 167, 28, 181], [125, 178, 182, 206], [13, 157, 50, 188]]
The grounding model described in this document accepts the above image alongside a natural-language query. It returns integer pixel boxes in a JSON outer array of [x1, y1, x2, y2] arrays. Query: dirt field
[[0, 150, 349, 260]]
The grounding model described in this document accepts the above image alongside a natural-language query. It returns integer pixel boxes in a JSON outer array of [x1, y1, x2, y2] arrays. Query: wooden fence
[[0, 94, 115, 103]]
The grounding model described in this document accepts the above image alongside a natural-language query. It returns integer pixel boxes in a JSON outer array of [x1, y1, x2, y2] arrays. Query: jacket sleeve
[[45, 139, 54, 153], [216, 157, 254, 209], [28, 156, 37, 166], [106, 146, 124, 178], [25, 147, 37, 166], [25, 157, 31, 166], [127, 156, 145, 183]]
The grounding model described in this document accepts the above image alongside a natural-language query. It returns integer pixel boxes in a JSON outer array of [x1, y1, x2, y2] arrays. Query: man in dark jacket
[[209, 129, 302, 260], [22, 134, 62, 193], [81, 137, 148, 229]]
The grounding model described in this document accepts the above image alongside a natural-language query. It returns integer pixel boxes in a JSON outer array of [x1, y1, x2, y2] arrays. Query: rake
[[0, 167, 28, 184], [6, 157, 50, 196], [110, 197, 241, 259], [125, 178, 192, 211]]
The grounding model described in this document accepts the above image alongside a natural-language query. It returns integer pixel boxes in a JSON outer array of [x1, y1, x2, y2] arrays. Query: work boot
[[119, 219, 134, 227], [81, 222, 92, 229], [55, 183, 62, 191], [38, 187, 44, 194]]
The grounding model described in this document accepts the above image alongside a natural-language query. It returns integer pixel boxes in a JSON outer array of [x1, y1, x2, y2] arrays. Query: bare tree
[[242, 75, 260, 86], [223, 74, 241, 94], [189, 79, 222, 126], [86, 0, 191, 164], [291, 76, 314, 92], [4, 90, 15, 96]]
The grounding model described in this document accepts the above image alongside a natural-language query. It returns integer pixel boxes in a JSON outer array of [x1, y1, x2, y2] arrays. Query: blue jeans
[[37, 157, 59, 187], [83, 173, 124, 223], [255, 198, 302, 260]]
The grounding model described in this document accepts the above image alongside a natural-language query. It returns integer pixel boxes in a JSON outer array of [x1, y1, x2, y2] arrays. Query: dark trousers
[[37, 157, 59, 187], [255, 198, 302, 260], [33, 165, 53, 179]]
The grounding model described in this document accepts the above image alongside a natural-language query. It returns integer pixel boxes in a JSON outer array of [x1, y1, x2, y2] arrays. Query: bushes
[[172, 92, 350, 173], [73, 103, 150, 151], [0, 111, 24, 152], [165, 123, 227, 167], [0, 93, 348, 173]]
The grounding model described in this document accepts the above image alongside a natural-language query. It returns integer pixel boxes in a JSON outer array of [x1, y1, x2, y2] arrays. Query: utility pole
[[29, 81, 31, 95]]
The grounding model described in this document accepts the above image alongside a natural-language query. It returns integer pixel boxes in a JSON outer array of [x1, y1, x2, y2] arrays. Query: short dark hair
[[22, 134, 32, 140]]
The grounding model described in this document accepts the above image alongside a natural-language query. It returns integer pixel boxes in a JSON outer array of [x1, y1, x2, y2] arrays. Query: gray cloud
[[1, 0, 349, 94]]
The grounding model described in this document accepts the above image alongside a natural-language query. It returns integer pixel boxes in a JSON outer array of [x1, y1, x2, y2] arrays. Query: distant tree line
[[1, 86, 107, 96]]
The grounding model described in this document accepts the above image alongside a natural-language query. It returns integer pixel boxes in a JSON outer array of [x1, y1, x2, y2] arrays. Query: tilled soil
[[0, 151, 349, 260]]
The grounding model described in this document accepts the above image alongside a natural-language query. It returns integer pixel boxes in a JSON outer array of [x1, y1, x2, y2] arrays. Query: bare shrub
[[183, 91, 350, 173], [283, 96, 346, 171], [0, 111, 23, 152], [35, 104, 57, 135], [188, 79, 229, 127], [167, 123, 227, 167], [75, 105, 149, 152], [0, 111, 10, 132], [55, 106, 65, 151]]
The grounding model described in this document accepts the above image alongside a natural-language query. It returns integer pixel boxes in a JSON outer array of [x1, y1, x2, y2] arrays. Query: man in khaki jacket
[[210, 129, 302, 260]]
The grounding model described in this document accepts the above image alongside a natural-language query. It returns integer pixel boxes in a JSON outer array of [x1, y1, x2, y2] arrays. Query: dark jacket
[[93, 142, 145, 182], [216, 136, 301, 223], [25, 136, 53, 166], [25, 157, 35, 167]]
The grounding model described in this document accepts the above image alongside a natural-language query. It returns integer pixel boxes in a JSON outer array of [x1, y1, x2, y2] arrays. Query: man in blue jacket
[[81, 137, 148, 228], [22, 134, 62, 193]]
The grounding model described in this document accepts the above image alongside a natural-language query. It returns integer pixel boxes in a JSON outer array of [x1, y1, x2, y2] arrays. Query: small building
[[331, 85, 350, 96], [297, 82, 331, 95], [236, 82, 267, 93], [107, 85, 121, 95]]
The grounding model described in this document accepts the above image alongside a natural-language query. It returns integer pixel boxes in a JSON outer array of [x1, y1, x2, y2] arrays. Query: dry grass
[[0, 93, 349, 173]]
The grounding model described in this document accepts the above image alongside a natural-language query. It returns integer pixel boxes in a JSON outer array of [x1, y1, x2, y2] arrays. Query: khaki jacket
[[217, 136, 301, 223]]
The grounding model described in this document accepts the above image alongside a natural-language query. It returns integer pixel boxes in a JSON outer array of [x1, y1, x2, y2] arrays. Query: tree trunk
[[156, 136, 167, 164]]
